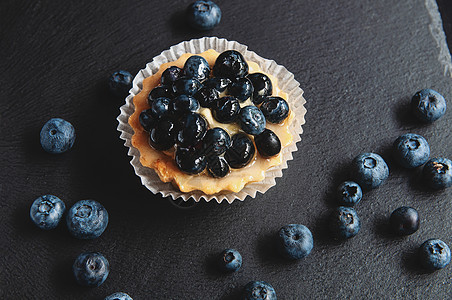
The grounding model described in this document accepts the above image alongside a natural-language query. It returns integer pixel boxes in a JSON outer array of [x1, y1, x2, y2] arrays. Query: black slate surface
[[1, 0, 451, 299]]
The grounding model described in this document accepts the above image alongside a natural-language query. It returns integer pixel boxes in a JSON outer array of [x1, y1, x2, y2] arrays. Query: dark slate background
[[1, 0, 451, 299]]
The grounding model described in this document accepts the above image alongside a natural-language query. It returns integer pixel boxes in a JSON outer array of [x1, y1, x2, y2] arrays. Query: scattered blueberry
[[161, 66, 183, 86], [175, 147, 206, 174], [139, 109, 156, 131], [66, 200, 109, 239], [183, 55, 211, 82], [213, 50, 249, 79], [228, 77, 254, 102], [202, 127, 231, 157], [30, 195, 66, 230], [149, 118, 178, 151], [105, 292, 133, 300], [150, 97, 172, 119], [186, 0, 221, 31], [277, 224, 313, 260], [148, 86, 173, 104], [393, 133, 430, 168], [239, 106, 266, 135], [336, 181, 362, 206], [207, 156, 230, 178], [351, 152, 389, 190], [203, 77, 231, 92], [247, 73, 273, 103], [260, 96, 289, 124], [218, 248, 242, 272], [73, 252, 109, 287], [389, 206, 419, 235], [108, 70, 133, 96], [419, 239, 451, 270], [243, 281, 277, 300], [422, 157, 452, 189], [254, 129, 281, 158], [172, 95, 200, 116], [411, 89, 447, 123], [194, 86, 219, 108], [329, 206, 361, 239], [212, 96, 241, 123], [176, 112, 208, 147], [224, 133, 256, 168], [172, 78, 202, 96], [40, 118, 76, 154]]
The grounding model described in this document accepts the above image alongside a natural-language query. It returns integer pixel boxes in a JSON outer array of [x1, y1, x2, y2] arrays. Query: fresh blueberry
[[203, 77, 231, 92], [252, 95, 267, 106], [30, 195, 66, 230], [172, 95, 200, 116], [207, 156, 230, 178], [329, 206, 361, 239], [393, 133, 430, 168], [422, 157, 452, 189], [66, 200, 108, 239], [212, 96, 241, 123], [213, 50, 249, 79], [218, 248, 242, 272], [186, 0, 221, 31], [260, 97, 290, 124], [149, 118, 178, 151], [105, 292, 133, 300], [194, 86, 219, 108], [224, 133, 256, 168], [411, 89, 447, 123], [336, 181, 362, 206], [148, 85, 173, 105], [389, 206, 419, 235], [108, 70, 133, 96], [139, 109, 156, 131], [40, 118, 76, 154], [161, 66, 183, 86], [175, 147, 206, 174], [239, 106, 266, 135], [277, 224, 313, 260], [172, 78, 202, 96], [176, 112, 208, 147], [202, 127, 231, 157], [228, 77, 254, 102], [183, 55, 211, 82], [243, 281, 277, 300], [247, 73, 273, 103], [351, 153, 389, 190], [419, 239, 451, 270], [254, 129, 281, 158], [73, 252, 109, 287], [150, 97, 172, 119]]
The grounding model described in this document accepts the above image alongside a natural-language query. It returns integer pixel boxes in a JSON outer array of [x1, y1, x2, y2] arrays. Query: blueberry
[[419, 239, 451, 270], [351, 153, 389, 190], [73, 252, 109, 287], [194, 86, 219, 108], [389, 206, 419, 235], [66, 200, 108, 239], [239, 106, 266, 135], [148, 85, 173, 105], [224, 133, 255, 168], [277, 224, 313, 260], [213, 50, 249, 79], [411, 89, 447, 123], [183, 55, 211, 82], [336, 181, 362, 206], [329, 206, 361, 239], [105, 292, 133, 300], [212, 96, 241, 123], [218, 248, 242, 272], [175, 147, 206, 174], [203, 77, 231, 92], [172, 78, 202, 96], [228, 77, 253, 102], [186, 0, 221, 31], [254, 129, 281, 158], [260, 97, 289, 124], [202, 127, 231, 157], [30, 195, 66, 230], [139, 109, 156, 131], [247, 73, 273, 103], [243, 281, 277, 300], [422, 157, 452, 189], [207, 156, 230, 178], [40, 118, 76, 154], [150, 97, 172, 119], [176, 112, 208, 147], [149, 118, 178, 151], [393, 133, 430, 168], [172, 95, 200, 116], [161, 66, 183, 86], [108, 70, 133, 96]]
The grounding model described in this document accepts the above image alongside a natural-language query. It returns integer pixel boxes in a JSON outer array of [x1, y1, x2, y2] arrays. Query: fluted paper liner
[[117, 37, 307, 204]]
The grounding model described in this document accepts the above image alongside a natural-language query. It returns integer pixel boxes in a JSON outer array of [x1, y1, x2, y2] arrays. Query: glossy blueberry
[[247, 73, 273, 103], [73, 252, 109, 287], [40, 118, 76, 154], [329, 206, 361, 239], [389, 206, 419, 235], [66, 200, 108, 239], [149, 118, 178, 151], [150, 97, 172, 119], [139, 109, 156, 131], [218, 248, 242, 272], [186, 0, 221, 31], [393, 133, 430, 168], [194, 86, 219, 108], [422, 157, 452, 189], [202, 127, 231, 157], [172, 78, 202, 96], [172, 95, 200, 116], [243, 281, 277, 300], [183, 55, 211, 82], [411, 89, 446, 123], [203, 77, 231, 92], [239, 106, 266, 135], [351, 153, 389, 190], [161, 66, 183, 86], [108, 70, 133, 96], [277, 224, 313, 260], [224, 133, 256, 168], [228, 77, 253, 102], [212, 96, 241, 123], [176, 113, 207, 147], [30, 195, 66, 230], [213, 50, 249, 79], [419, 239, 451, 270], [260, 97, 289, 124], [336, 181, 362, 206], [207, 156, 230, 178], [148, 85, 173, 104], [104, 292, 133, 300], [175, 147, 206, 174], [254, 129, 281, 158]]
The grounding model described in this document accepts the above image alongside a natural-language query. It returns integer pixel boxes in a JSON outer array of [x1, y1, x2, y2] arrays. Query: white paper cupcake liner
[[117, 37, 307, 204]]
